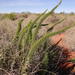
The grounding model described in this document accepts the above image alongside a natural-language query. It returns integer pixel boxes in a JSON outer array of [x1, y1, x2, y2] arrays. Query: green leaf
[[17, 20, 32, 49], [28, 24, 75, 58], [13, 19, 24, 43], [47, 18, 65, 32], [16, 19, 24, 37], [32, 0, 62, 43]]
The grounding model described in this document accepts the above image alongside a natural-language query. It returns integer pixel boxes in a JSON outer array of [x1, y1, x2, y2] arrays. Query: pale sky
[[0, 0, 75, 13]]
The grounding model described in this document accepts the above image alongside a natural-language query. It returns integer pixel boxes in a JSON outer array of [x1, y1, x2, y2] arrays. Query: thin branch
[[0, 68, 11, 75], [30, 69, 56, 75]]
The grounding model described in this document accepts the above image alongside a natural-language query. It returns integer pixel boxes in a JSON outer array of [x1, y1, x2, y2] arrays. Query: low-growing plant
[[0, 0, 75, 75], [3, 13, 17, 20], [70, 12, 75, 15]]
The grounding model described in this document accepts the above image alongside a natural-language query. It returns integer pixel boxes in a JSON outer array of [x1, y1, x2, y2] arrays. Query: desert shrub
[[70, 12, 75, 15], [60, 12, 65, 14], [22, 14, 28, 18], [0, 0, 75, 75], [3, 13, 17, 20]]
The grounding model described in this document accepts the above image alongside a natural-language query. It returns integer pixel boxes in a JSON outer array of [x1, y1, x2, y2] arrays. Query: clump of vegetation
[[22, 14, 28, 18], [70, 12, 75, 15], [0, 0, 75, 75], [59, 12, 65, 14], [3, 13, 17, 20]]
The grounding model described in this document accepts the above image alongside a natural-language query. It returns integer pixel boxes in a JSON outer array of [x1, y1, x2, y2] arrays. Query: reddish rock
[[51, 33, 75, 73]]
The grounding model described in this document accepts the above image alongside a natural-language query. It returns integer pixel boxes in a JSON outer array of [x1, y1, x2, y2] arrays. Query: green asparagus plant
[[1, 0, 75, 75]]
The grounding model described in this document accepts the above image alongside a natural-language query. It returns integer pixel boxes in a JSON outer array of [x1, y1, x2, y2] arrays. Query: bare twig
[[30, 69, 56, 75], [0, 68, 11, 75]]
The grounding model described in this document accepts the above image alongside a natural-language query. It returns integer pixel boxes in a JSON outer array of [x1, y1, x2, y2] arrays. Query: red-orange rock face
[[51, 33, 75, 73]]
